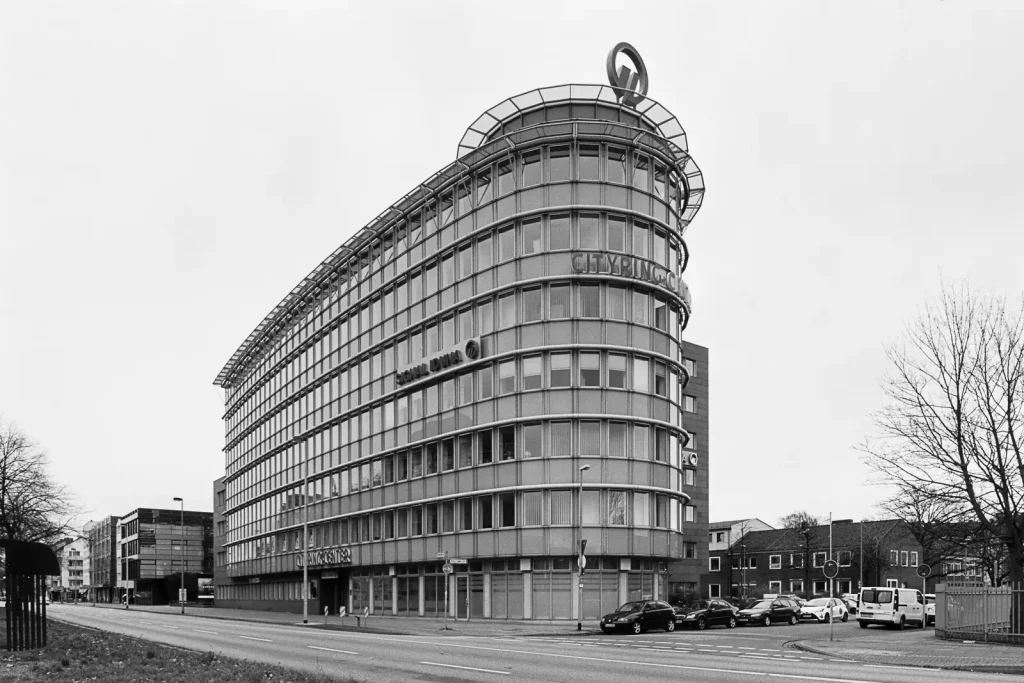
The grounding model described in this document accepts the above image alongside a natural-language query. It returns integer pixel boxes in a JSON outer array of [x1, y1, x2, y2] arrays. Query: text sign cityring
[[606, 42, 649, 108], [571, 252, 690, 306], [395, 337, 482, 389], [295, 547, 352, 568]]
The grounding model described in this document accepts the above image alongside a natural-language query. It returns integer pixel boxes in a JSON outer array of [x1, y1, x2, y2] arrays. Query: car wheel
[[600, 625, 610, 634], [632, 622, 643, 635], [666, 619, 676, 632], [859, 621, 868, 629], [727, 616, 737, 629], [789, 614, 798, 625], [842, 612, 848, 623], [898, 616, 906, 631], [694, 617, 705, 630], [762, 615, 772, 627]]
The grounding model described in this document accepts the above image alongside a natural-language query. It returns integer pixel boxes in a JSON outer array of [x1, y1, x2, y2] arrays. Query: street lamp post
[[173, 497, 184, 614], [577, 464, 590, 632], [301, 436, 309, 625]]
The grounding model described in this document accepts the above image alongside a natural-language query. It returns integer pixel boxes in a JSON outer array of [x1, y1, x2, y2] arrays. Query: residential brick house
[[705, 519, 927, 600]]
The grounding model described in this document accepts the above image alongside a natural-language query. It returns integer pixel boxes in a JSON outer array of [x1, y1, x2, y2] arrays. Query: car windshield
[[805, 598, 830, 606], [686, 601, 709, 609], [616, 601, 646, 613], [925, 596, 936, 604], [750, 600, 774, 610], [861, 590, 893, 604]]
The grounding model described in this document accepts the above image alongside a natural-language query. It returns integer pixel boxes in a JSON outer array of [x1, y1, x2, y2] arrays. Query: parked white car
[[857, 587, 926, 629], [799, 597, 849, 623], [925, 593, 935, 625]]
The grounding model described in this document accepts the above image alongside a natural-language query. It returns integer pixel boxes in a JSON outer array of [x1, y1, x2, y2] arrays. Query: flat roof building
[[118, 508, 213, 605], [213, 44, 708, 619]]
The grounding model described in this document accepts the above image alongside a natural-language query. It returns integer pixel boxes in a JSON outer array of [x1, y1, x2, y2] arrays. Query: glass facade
[[214, 80, 706, 618]]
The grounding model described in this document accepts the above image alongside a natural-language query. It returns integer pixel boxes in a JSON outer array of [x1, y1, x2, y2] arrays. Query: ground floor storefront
[[217, 556, 680, 620]]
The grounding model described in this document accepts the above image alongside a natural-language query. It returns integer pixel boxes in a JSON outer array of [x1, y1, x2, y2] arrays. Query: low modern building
[[705, 519, 926, 600], [118, 508, 213, 605], [212, 43, 708, 619], [84, 516, 120, 603]]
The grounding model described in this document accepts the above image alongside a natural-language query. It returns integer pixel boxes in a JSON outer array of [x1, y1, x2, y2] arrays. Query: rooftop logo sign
[[571, 251, 689, 306], [607, 42, 649, 108]]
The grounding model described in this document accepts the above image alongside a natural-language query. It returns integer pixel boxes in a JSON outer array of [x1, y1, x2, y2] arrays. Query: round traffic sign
[[917, 563, 931, 578], [442, 563, 453, 574], [823, 560, 839, 579]]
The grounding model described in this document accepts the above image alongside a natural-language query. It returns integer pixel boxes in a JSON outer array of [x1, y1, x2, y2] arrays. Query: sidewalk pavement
[[66, 602, 599, 638], [794, 628, 1024, 674]]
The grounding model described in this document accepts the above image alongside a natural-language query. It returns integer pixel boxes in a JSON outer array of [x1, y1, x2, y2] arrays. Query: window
[[521, 150, 541, 187], [460, 499, 473, 531], [522, 219, 542, 255], [709, 584, 721, 598], [478, 299, 493, 335], [790, 580, 804, 594], [889, 549, 898, 566], [459, 372, 472, 405], [684, 505, 695, 523], [522, 355, 542, 390], [633, 357, 649, 393], [523, 423, 542, 458], [548, 490, 572, 525], [633, 492, 649, 526], [910, 551, 919, 567], [633, 424, 649, 460], [549, 215, 571, 250], [459, 246, 473, 281], [498, 360, 515, 395], [813, 552, 826, 568], [633, 222, 648, 258], [499, 426, 515, 461], [550, 353, 571, 388], [683, 395, 695, 412], [769, 581, 782, 594], [744, 556, 756, 569], [579, 284, 600, 317], [478, 234, 492, 271], [458, 434, 472, 468], [523, 287, 542, 322], [608, 422, 626, 458], [814, 580, 827, 595], [770, 554, 782, 570], [607, 146, 626, 184], [684, 542, 696, 559], [608, 354, 626, 389], [607, 286, 625, 320], [580, 421, 601, 455], [499, 293, 516, 328], [497, 160, 514, 196], [478, 495, 493, 529], [498, 226, 515, 261], [654, 362, 667, 396], [478, 429, 493, 464], [551, 422, 571, 457], [608, 490, 626, 525], [632, 290, 648, 325], [791, 553, 804, 569], [683, 358, 696, 378], [838, 550, 852, 567], [709, 557, 721, 572], [608, 216, 625, 252], [498, 492, 515, 527], [886, 578, 898, 588], [522, 491, 542, 525], [479, 363, 493, 399], [901, 550, 909, 567], [579, 352, 600, 387], [579, 214, 599, 249], [549, 145, 570, 182], [578, 144, 599, 180]]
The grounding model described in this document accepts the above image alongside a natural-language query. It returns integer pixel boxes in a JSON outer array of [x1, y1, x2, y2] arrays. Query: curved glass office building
[[213, 55, 708, 619]]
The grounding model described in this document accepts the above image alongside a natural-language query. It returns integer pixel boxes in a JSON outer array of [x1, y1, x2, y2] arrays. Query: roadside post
[[438, 551, 453, 631], [823, 560, 839, 642], [917, 563, 930, 596]]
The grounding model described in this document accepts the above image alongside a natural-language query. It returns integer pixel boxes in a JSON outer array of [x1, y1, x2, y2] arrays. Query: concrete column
[[619, 571, 628, 604], [347, 576, 353, 614], [483, 572, 492, 619], [654, 572, 661, 601], [418, 574, 425, 616], [391, 576, 398, 615], [368, 577, 375, 615]]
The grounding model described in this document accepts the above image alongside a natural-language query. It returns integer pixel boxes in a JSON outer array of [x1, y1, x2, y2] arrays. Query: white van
[[857, 587, 925, 629]]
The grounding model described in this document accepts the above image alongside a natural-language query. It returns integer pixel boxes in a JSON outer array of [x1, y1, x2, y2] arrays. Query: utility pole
[[302, 436, 309, 625], [859, 521, 864, 591], [577, 464, 590, 631], [829, 512, 833, 598]]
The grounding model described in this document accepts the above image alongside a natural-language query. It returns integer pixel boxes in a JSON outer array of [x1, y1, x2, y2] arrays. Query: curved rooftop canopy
[[457, 83, 691, 158]]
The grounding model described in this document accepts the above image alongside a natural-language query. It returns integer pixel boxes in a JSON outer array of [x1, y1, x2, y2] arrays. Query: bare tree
[[778, 511, 821, 529], [0, 419, 77, 544], [861, 281, 1024, 627]]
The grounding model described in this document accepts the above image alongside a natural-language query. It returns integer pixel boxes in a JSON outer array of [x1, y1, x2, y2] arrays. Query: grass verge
[[0, 619, 361, 682]]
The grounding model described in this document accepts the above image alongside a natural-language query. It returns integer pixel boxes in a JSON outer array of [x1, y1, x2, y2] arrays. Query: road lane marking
[[863, 665, 934, 671], [421, 662, 510, 676], [164, 626, 179, 630], [239, 636, 272, 642], [308, 646, 358, 655], [194, 630, 219, 635], [739, 647, 757, 650], [829, 659, 856, 662]]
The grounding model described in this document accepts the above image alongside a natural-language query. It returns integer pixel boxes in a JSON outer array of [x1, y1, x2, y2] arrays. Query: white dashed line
[[194, 630, 219, 635], [308, 646, 358, 655], [238, 636, 272, 642], [421, 661, 509, 676]]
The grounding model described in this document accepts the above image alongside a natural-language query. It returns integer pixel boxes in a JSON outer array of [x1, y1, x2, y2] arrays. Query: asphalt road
[[49, 605, 1007, 683]]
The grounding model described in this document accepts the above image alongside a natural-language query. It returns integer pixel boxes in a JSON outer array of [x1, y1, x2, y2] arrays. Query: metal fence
[[936, 582, 1024, 644]]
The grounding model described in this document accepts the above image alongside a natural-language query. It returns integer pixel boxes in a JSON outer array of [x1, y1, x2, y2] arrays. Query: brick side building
[[703, 519, 926, 600]]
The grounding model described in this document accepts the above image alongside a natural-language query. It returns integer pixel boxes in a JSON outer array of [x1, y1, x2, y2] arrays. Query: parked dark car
[[600, 600, 676, 634], [737, 598, 800, 626], [673, 599, 739, 630]]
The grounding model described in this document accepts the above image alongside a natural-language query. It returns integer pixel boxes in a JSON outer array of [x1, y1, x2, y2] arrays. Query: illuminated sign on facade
[[395, 338, 481, 388], [571, 252, 690, 305], [295, 547, 352, 568]]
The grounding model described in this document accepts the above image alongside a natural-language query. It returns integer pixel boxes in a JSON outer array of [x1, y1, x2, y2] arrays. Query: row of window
[[708, 549, 920, 572], [228, 274, 689, 447], [227, 347, 696, 501], [225, 140, 691, 402], [228, 418, 695, 538], [228, 488, 696, 563], [707, 579, 859, 599]]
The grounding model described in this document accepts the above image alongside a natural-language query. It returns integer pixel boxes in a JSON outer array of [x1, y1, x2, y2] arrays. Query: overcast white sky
[[2, 1, 1023, 531]]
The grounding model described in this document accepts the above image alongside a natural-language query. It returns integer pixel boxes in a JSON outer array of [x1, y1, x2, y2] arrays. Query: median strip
[[421, 662, 510, 676]]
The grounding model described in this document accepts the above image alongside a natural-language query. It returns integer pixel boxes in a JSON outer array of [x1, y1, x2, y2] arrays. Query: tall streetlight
[[173, 497, 184, 615], [576, 464, 590, 632], [299, 436, 310, 625]]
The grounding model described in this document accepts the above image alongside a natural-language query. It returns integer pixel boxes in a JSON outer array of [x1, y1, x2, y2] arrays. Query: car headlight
[[616, 617, 631, 623], [684, 614, 697, 619]]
